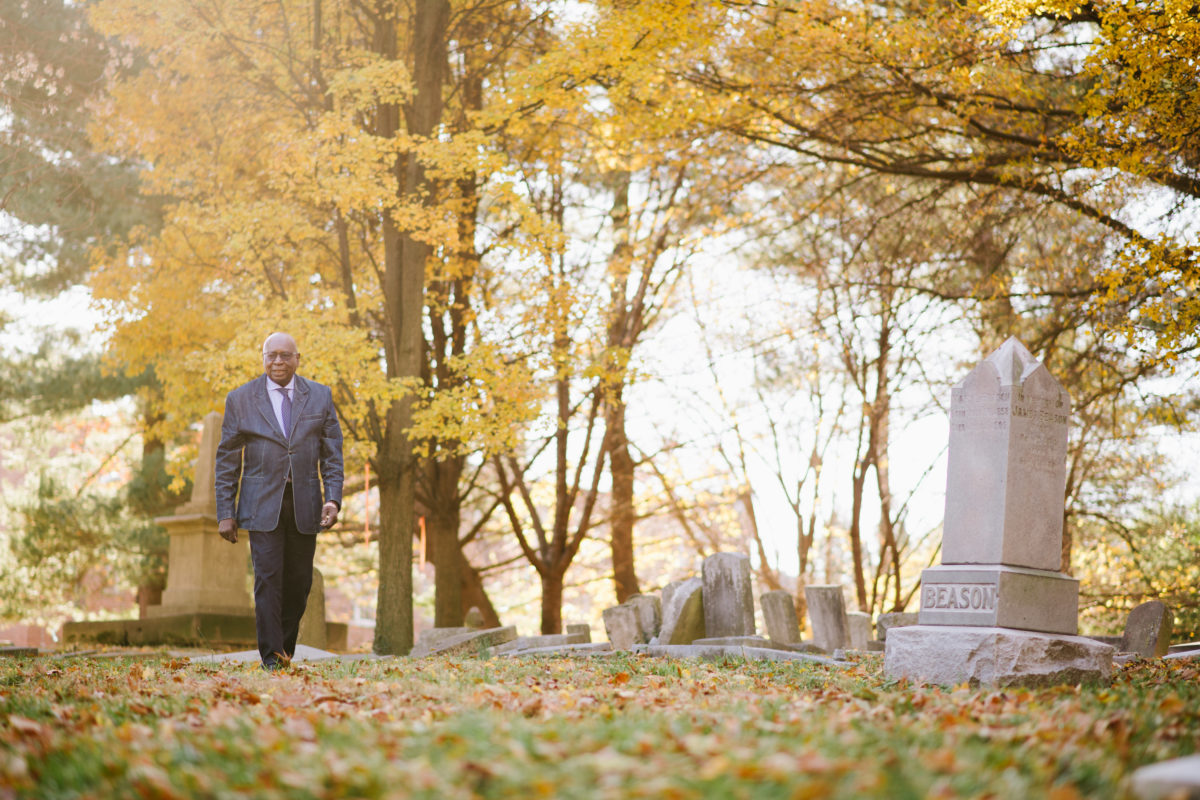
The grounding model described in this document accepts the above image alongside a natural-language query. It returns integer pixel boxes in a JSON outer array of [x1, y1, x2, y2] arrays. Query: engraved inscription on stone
[[922, 584, 998, 612]]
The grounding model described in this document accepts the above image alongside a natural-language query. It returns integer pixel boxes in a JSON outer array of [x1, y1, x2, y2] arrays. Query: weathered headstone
[[421, 626, 517, 657], [566, 623, 592, 643], [493, 632, 589, 655], [846, 611, 871, 650], [602, 604, 643, 650], [464, 607, 485, 629], [659, 577, 705, 645], [886, 339, 1113, 686], [805, 585, 850, 652], [876, 612, 918, 642], [1120, 600, 1173, 657], [410, 626, 472, 658], [702, 553, 755, 638], [296, 567, 327, 649], [626, 594, 662, 641], [760, 590, 802, 644]]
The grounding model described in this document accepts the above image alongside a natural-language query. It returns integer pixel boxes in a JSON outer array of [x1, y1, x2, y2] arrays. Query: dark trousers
[[249, 484, 316, 667]]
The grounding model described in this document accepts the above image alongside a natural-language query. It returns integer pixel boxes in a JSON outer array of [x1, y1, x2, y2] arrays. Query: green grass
[[1, 653, 1197, 799]]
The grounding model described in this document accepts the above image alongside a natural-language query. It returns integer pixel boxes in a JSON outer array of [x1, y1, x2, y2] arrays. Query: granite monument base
[[63, 613, 258, 647], [918, 564, 1080, 634], [63, 614, 350, 650], [885, 625, 1114, 687]]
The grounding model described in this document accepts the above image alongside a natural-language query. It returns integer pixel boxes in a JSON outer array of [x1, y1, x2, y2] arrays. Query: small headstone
[[1130, 754, 1200, 800], [566, 623, 591, 643], [421, 626, 517, 657], [760, 590, 802, 644], [1121, 600, 1173, 657], [514, 642, 614, 656], [464, 607, 485, 629], [297, 567, 327, 649], [702, 553, 755, 638], [493, 632, 588, 655], [876, 612, 919, 642], [410, 627, 472, 658], [692, 635, 771, 647], [846, 611, 871, 650], [805, 585, 850, 652], [659, 578, 705, 645], [602, 604, 643, 650], [626, 594, 662, 640], [0, 647, 37, 658], [641, 643, 845, 666]]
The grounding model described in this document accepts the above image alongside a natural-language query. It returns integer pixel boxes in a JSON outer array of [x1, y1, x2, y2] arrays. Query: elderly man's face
[[262, 334, 300, 387]]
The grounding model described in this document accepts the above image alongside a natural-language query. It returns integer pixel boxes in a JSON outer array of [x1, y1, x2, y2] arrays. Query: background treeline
[[1, 0, 1197, 647]]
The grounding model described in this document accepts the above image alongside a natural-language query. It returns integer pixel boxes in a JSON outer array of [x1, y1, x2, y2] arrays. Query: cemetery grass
[[2, 653, 1198, 799]]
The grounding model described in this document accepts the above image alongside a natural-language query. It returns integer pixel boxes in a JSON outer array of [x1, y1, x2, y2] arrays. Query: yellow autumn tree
[[656, 0, 1199, 363], [88, 0, 545, 653]]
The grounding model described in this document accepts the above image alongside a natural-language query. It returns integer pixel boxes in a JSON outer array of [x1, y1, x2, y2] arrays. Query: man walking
[[215, 332, 344, 669]]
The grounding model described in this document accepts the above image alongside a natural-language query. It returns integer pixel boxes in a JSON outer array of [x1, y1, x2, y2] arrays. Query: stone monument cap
[[174, 411, 222, 517]]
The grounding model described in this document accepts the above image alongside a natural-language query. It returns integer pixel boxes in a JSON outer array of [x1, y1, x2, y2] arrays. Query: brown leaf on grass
[[5, 716, 49, 742], [925, 748, 957, 772], [1158, 694, 1186, 715]]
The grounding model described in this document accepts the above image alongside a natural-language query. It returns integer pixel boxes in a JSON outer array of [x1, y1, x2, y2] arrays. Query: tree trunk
[[606, 387, 639, 602], [869, 315, 902, 614], [372, 0, 449, 655], [374, 454, 415, 654], [427, 458, 465, 627], [740, 489, 784, 592], [846, 446, 870, 611], [794, 475, 818, 634], [540, 567, 564, 635]]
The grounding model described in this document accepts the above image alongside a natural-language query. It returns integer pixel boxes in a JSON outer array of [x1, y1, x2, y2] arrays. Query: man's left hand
[[320, 502, 339, 530]]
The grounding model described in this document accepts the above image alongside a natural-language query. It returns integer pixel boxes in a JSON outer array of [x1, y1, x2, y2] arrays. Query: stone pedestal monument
[[63, 412, 256, 646], [148, 411, 254, 617], [885, 339, 1113, 686]]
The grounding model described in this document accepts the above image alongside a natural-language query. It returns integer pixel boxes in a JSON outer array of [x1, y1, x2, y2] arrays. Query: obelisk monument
[[885, 338, 1113, 686]]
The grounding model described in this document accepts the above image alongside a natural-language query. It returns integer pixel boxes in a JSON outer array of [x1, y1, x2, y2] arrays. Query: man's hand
[[218, 518, 238, 543], [321, 502, 339, 530]]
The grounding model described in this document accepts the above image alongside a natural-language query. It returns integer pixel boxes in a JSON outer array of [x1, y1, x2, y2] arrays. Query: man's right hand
[[218, 519, 238, 543]]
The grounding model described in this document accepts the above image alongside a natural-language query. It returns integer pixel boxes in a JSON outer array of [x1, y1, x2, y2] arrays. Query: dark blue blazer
[[214, 374, 344, 534]]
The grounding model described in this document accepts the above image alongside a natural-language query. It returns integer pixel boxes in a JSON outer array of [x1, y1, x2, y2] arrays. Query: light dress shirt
[[267, 377, 295, 438]]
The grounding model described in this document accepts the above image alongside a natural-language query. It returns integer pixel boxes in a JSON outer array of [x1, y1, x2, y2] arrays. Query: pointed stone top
[[958, 337, 1067, 405], [986, 337, 1040, 388], [175, 412, 222, 516]]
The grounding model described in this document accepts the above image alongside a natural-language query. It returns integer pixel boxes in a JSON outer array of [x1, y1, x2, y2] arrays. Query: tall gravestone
[[760, 590, 801, 644], [702, 553, 756, 638], [805, 585, 850, 652], [885, 339, 1113, 686]]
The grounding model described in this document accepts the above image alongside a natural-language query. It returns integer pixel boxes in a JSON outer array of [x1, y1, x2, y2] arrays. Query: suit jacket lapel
[[253, 375, 286, 441], [289, 377, 311, 439]]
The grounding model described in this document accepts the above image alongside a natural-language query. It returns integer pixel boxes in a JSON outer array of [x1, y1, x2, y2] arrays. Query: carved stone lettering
[[922, 583, 997, 612]]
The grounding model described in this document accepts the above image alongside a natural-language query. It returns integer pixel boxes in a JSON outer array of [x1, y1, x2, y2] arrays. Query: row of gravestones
[[598, 552, 1185, 660], [601, 552, 902, 655]]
